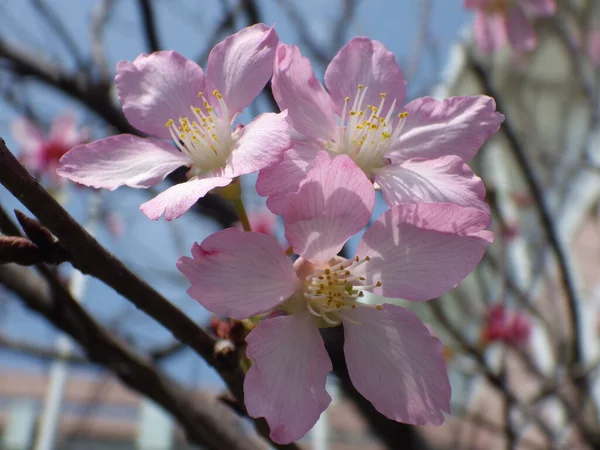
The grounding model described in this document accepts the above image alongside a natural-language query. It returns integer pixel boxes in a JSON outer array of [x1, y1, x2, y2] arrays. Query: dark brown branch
[[0, 263, 263, 450], [138, 0, 162, 53]]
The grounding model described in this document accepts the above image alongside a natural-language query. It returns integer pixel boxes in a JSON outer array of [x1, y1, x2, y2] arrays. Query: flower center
[[326, 85, 408, 176], [303, 255, 381, 325], [165, 90, 236, 174]]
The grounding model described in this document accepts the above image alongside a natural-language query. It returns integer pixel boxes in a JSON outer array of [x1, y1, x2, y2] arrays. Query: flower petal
[[57, 134, 191, 190], [388, 96, 504, 162], [272, 43, 336, 140], [256, 141, 322, 215], [11, 118, 44, 154], [474, 11, 507, 53], [206, 24, 278, 115], [140, 175, 232, 221], [245, 313, 332, 444], [284, 152, 374, 265], [355, 203, 493, 301], [342, 304, 450, 425], [325, 37, 406, 116], [222, 111, 291, 178], [375, 156, 488, 211], [115, 50, 206, 139], [506, 5, 537, 51], [177, 229, 298, 318]]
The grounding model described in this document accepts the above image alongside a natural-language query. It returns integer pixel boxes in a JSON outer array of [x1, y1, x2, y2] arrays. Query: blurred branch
[[30, 0, 85, 68], [90, 0, 116, 81], [138, 0, 162, 53], [466, 52, 584, 372], [0, 334, 88, 365], [274, 0, 330, 66], [0, 263, 263, 450], [331, 0, 359, 54]]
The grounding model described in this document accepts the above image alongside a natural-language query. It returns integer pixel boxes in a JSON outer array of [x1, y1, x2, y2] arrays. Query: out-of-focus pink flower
[[236, 209, 278, 236], [103, 211, 124, 239], [179, 151, 494, 443], [58, 24, 291, 221], [482, 303, 531, 346], [11, 113, 88, 184], [588, 26, 600, 68], [257, 38, 504, 216], [465, 0, 556, 53]]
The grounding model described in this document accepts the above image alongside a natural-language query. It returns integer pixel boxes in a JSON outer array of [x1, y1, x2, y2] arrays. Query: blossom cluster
[[57, 24, 504, 444], [465, 0, 556, 53]]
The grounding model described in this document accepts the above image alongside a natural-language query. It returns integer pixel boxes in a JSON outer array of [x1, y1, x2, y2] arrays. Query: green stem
[[232, 196, 251, 232]]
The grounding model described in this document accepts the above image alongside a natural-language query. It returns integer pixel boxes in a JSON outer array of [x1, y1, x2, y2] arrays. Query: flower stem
[[219, 178, 252, 232], [233, 196, 251, 232]]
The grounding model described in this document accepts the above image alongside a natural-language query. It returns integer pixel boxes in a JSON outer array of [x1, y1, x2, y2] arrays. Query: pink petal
[[272, 43, 336, 140], [177, 229, 299, 318], [375, 156, 488, 211], [256, 141, 321, 215], [355, 203, 494, 301], [57, 134, 191, 190], [49, 113, 80, 147], [520, 0, 556, 16], [115, 51, 206, 139], [222, 111, 291, 178], [388, 96, 504, 162], [506, 5, 537, 51], [474, 11, 507, 53], [140, 175, 232, 221], [342, 304, 450, 425], [11, 117, 44, 154], [206, 24, 278, 116], [245, 313, 332, 444], [284, 152, 374, 265], [325, 37, 406, 116]]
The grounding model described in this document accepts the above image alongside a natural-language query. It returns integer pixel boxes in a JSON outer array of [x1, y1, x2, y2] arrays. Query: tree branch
[[0, 263, 264, 450], [138, 0, 162, 53]]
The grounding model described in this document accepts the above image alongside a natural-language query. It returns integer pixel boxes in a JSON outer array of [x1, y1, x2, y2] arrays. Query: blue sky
[[0, 0, 475, 387]]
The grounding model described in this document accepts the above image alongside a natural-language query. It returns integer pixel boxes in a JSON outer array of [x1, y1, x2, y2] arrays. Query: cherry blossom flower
[[58, 24, 291, 221], [257, 38, 504, 215], [179, 151, 494, 443], [465, 0, 556, 53], [481, 303, 531, 347], [11, 113, 88, 185], [235, 208, 278, 236]]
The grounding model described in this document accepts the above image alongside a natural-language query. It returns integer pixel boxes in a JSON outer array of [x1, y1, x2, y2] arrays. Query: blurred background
[[0, 0, 599, 449]]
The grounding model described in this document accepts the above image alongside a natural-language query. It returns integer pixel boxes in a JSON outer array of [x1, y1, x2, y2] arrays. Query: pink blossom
[[257, 38, 504, 215], [481, 304, 531, 346], [11, 113, 88, 185], [58, 24, 291, 221], [465, 0, 556, 53], [178, 151, 494, 443], [235, 209, 278, 236]]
